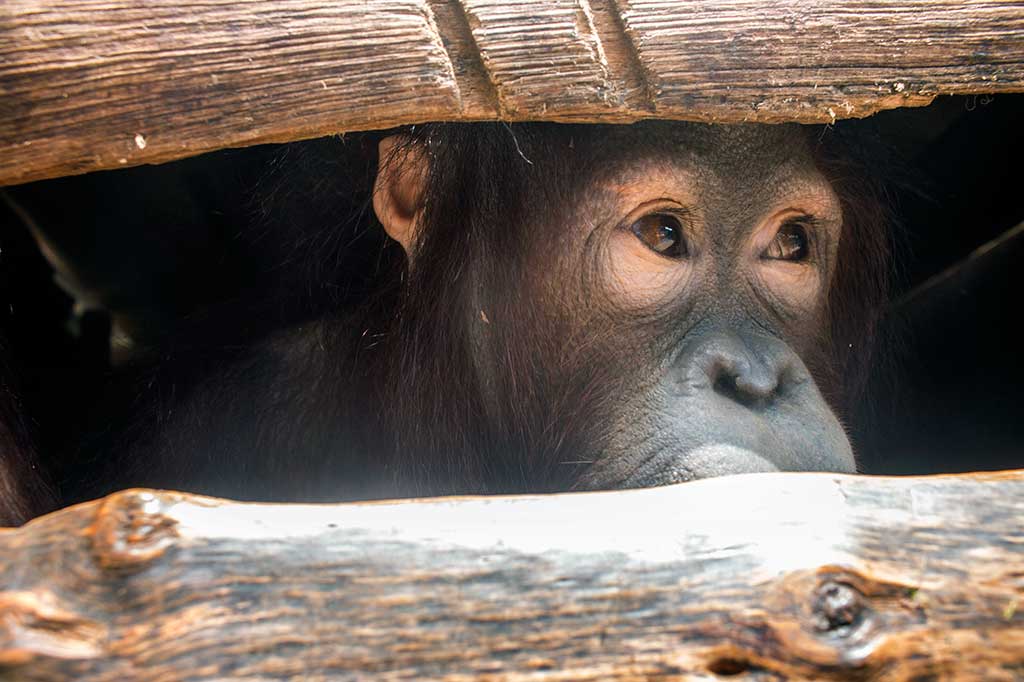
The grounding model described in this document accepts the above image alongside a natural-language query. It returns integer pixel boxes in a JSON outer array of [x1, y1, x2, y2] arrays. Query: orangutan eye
[[763, 221, 810, 261], [631, 213, 687, 258]]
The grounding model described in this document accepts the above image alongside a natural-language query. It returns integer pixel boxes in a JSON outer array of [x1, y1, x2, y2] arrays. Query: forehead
[[573, 121, 828, 207], [585, 121, 816, 179]]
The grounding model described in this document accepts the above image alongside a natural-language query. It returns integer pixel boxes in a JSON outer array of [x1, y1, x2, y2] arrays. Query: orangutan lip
[[623, 443, 780, 488]]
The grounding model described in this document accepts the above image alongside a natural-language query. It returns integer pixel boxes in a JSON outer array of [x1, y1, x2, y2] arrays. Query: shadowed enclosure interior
[[1, 94, 1022, 493]]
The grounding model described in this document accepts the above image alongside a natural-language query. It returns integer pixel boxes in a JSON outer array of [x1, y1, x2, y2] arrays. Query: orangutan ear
[[372, 135, 429, 253]]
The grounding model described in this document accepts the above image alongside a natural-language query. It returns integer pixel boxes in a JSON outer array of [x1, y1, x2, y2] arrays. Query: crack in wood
[[427, 0, 502, 118], [588, 0, 656, 115]]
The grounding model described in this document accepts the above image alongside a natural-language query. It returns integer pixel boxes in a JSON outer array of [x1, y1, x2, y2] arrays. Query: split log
[[1, 471, 1023, 681], [2, 0, 1024, 186]]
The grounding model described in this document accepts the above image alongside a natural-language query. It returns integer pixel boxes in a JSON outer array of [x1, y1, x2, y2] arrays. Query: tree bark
[[1, 0, 1023, 186], [1, 471, 1022, 680]]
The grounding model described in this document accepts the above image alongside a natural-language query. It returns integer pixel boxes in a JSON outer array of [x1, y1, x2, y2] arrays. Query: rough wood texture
[[2, 0, 1023, 186], [1, 471, 1022, 681]]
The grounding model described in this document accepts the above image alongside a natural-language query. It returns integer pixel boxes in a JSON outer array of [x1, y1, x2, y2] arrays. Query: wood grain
[[1, 0, 1023, 186], [616, 0, 1024, 123], [1, 471, 1023, 680], [0, 0, 463, 185]]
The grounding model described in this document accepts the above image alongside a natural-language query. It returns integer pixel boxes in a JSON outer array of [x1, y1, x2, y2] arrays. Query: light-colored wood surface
[[2, 0, 1023, 186], [2, 471, 1023, 680]]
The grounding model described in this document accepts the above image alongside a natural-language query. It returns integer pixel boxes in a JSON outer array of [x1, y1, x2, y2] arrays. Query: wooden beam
[[2, 471, 1023, 680], [1, 0, 1023, 186]]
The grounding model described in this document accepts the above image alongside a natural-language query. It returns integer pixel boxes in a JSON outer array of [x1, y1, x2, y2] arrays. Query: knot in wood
[[812, 580, 864, 635], [0, 591, 104, 666], [86, 490, 179, 571]]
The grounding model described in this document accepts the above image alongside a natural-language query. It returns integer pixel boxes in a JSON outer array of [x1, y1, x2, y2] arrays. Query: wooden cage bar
[[2, 472, 1024, 681], [1, 0, 1024, 186]]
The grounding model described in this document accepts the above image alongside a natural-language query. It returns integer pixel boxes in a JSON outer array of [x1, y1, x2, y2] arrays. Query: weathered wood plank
[[0, 0, 466, 186], [616, 0, 1024, 123], [1, 0, 1023, 186], [1, 471, 1023, 680]]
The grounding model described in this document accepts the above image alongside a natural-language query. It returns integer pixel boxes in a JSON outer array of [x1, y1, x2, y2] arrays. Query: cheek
[[604, 230, 692, 307], [755, 262, 825, 316]]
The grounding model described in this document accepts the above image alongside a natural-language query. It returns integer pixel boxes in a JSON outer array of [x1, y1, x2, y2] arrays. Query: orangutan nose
[[692, 332, 800, 409]]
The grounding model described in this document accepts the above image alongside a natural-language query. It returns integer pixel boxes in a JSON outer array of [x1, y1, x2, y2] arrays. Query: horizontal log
[[1, 0, 1023, 186], [1, 471, 1023, 680]]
